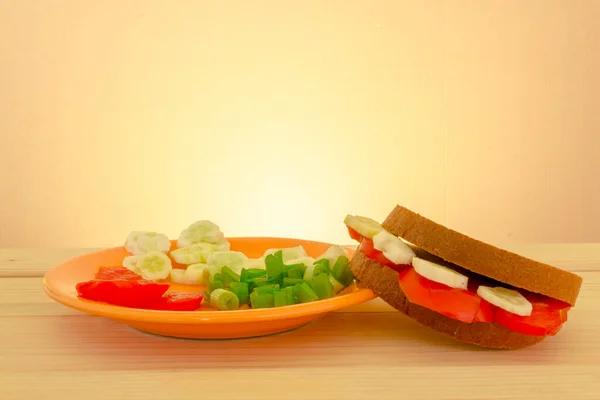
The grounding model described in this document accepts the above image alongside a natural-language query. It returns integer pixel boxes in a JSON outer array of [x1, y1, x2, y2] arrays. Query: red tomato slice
[[473, 299, 496, 322], [494, 294, 570, 336], [76, 279, 169, 308], [359, 237, 412, 272], [398, 267, 433, 307], [95, 266, 143, 281], [398, 267, 493, 323], [346, 226, 363, 242], [146, 292, 204, 311]]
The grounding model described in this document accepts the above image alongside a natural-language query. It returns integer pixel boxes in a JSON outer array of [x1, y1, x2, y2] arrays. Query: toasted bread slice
[[350, 250, 546, 349], [382, 205, 582, 306]]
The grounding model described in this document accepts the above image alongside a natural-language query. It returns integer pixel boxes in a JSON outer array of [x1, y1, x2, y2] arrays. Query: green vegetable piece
[[221, 266, 240, 283], [314, 258, 330, 268], [329, 274, 345, 294], [284, 286, 296, 305], [247, 276, 271, 293], [253, 284, 280, 295], [265, 250, 285, 280], [303, 264, 315, 282], [282, 277, 305, 287], [293, 282, 319, 303], [273, 290, 289, 307], [332, 256, 354, 286], [210, 289, 239, 310], [286, 264, 307, 279], [229, 281, 249, 305], [248, 277, 270, 286], [207, 279, 225, 294], [241, 268, 267, 282], [310, 273, 334, 299], [213, 273, 225, 282], [312, 258, 331, 276], [250, 291, 274, 309]]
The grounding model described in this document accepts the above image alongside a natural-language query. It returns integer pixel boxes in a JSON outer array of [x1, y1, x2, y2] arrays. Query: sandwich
[[343, 205, 583, 349]]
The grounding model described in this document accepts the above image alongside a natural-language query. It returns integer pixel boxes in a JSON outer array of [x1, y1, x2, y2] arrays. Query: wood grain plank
[[2, 366, 600, 400], [0, 248, 102, 277], [2, 308, 599, 372], [0, 332, 599, 400], [2, 365, 598, 400]]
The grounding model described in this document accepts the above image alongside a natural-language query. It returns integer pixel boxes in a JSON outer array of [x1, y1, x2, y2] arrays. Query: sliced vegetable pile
[[76, 220, 356, 312], [343, 214, 571, 337], [204, 248, 354, 310]]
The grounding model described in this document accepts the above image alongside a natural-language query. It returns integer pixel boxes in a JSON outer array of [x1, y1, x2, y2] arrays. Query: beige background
[[1, 1, 598, 249]]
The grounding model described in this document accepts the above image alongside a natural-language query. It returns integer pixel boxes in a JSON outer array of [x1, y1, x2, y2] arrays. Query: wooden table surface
[[1, 244, 599, 400]]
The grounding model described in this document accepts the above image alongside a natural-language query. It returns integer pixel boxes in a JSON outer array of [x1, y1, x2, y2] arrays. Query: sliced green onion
[[284, 286, 296, 305], [253, 284, 280, 295], [329, 274, 345, 294], [332, 256, 354, 286], [313, 258, 330, 273], [250, 291, 274, 309], [221, 266, 241, 283], [241, 268, 267, 282], [282, 277, 305, 287], [310, 273, 334, 299], [207, 279, 225, 294], [286, 264, 307, 279], [314, 258, 330, 267], [313, 266, 328, 276], [247, 277, 270, 293], [265, 251, 285, 280], [273, 290, 289, 307], [213, 273, 225, 282], [293, 282, 319, 303], [229, 281, 249, 305], [303, 265, 315, 282], [248, 277, 270, 286], [210, 288, 239, 310]]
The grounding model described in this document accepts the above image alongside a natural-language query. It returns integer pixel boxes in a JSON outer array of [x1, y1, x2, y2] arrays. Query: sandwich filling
[[344, 215, 571, 337]]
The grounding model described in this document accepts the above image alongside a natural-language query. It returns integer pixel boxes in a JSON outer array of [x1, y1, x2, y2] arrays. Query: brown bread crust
[[350, 250, 546, 349], [382, 205, 582, 306]]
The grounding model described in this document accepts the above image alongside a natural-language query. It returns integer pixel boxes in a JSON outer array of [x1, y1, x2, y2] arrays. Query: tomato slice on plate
[[76, 279, 169, 308], [359, 237, 411, 272], [494, 294, 570, 336], [146, 292, 204, 311], [398, 267, 493, 323], [346, 226, 363, 242], [95, 266, 143, 281]]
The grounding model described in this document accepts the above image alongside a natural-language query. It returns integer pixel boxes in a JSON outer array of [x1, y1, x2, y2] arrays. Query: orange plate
[[43, 237, 375, 339]]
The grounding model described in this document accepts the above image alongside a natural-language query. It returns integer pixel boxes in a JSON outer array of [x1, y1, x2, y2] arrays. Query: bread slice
[[350, 250, 546, 349], [382, 205, 582, 306]]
